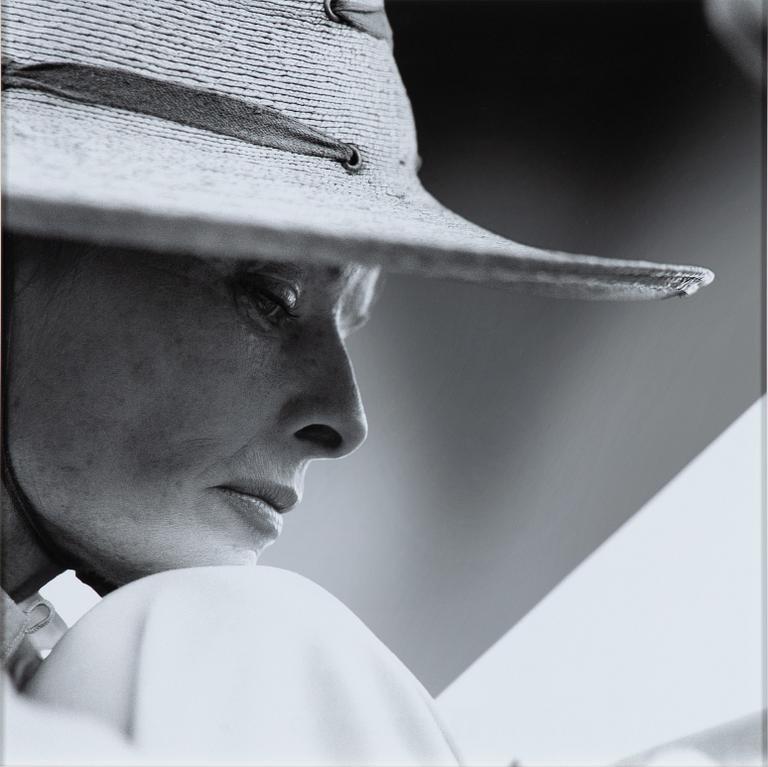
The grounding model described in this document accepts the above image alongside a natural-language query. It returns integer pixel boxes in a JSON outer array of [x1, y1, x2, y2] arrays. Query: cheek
[[12, 284, 284, 513], [107, 316, 284, 486]]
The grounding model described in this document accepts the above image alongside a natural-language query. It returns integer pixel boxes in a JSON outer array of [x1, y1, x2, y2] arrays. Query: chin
[[92, 547, 263, 591], [153, 540, 268, 572], [224, 547, 261, 567]]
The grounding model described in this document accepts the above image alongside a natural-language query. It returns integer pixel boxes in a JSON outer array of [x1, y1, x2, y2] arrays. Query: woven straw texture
[[2, 0, 714, 299]]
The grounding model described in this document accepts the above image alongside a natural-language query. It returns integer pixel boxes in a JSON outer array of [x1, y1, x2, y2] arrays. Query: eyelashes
[[252, 287, 299, 325], [232, 273, 300, 331], [225, 263, 377, 335]]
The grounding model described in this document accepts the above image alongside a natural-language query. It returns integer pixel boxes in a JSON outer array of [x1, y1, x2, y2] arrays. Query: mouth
[[213, 483, 298, 539]]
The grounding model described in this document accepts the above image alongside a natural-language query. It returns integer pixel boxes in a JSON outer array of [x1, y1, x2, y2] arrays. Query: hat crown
[[2, 1, 714, 299], [2, 0, 420, 181]]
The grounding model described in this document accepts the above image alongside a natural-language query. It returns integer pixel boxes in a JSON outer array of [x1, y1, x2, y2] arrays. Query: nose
[[282, 335, 368, 461]]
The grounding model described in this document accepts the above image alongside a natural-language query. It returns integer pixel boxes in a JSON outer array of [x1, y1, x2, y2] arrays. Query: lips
[[218, 482, 299, 513], [212, 481, 299, 541]]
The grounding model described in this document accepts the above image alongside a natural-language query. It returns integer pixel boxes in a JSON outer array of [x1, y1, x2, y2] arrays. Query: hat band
[[1, 59, 362, 172]]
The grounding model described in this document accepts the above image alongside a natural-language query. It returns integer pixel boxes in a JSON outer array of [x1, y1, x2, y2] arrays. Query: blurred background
[[266, 0, 763, 692], [44, 1, 765, 764]]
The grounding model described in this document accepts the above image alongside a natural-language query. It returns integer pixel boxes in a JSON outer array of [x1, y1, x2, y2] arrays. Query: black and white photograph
[[1, 0, 766, 764]]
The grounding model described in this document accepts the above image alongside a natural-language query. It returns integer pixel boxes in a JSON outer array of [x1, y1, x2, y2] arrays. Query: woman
[[1, 0, 713, 763], [3, 235, 377, 592]]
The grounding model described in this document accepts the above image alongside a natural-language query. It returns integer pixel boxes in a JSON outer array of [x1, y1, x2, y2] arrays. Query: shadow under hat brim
[[2, 91, 714, 301]]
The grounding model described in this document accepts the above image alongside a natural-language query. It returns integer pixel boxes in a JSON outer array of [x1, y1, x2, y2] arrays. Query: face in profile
[[7, 236, 380, 587]]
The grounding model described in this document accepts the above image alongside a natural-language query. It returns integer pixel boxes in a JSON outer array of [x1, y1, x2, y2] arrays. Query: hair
[[1, 231, 118, 594], [2, 232, 68, 562]]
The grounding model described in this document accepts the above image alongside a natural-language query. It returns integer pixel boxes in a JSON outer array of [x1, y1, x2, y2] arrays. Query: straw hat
[[1, 0, 713, 300]]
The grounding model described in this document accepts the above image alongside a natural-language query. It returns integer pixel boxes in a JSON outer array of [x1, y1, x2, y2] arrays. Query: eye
[[253, 290, 291, 324], [233, 275, 300, 330]]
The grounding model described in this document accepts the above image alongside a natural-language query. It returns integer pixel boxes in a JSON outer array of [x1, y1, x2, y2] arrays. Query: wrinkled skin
[[6, 236, 379, 588]]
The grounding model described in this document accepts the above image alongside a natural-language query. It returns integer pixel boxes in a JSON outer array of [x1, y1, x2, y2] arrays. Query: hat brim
[[2, 91, 714, 300]]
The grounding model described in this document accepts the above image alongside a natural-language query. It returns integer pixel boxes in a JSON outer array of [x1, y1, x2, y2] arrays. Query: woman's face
[[8, 237, 379, 586]]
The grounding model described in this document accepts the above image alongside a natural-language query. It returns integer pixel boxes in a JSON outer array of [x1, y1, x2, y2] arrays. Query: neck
[[1, 483, 63, 601]]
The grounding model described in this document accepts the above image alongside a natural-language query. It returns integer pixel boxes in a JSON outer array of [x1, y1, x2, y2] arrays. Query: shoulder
[[26, 565, 413, 732], [50, 564, 356, 643], [105, 563, 339, 607], [98, 564, 369, 639], [21, 566, 461, 765], [39, 564, 386, 674]]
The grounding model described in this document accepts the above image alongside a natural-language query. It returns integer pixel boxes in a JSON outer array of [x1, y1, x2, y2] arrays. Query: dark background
[[263, 0, 764, 694]]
